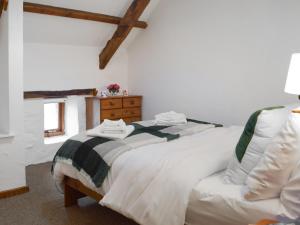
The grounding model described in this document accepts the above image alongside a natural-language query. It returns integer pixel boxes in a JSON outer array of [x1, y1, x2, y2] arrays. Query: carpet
[[0, 162, 137, 225]]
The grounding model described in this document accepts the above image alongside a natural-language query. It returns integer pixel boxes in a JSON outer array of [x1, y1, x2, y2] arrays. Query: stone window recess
[[44, 102, 65, 137]]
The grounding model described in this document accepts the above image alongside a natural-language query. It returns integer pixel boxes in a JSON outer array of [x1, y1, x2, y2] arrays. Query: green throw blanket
[[52, 119, 221, 187]]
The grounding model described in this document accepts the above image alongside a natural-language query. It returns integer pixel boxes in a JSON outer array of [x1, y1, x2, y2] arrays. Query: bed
[[52, 119, 247, 225], [186, 172, 286, 225]]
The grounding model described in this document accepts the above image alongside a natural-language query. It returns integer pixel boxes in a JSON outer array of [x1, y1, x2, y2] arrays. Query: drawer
[[101, 98, 122, 110], [123, 97, 141, 108], [101, 109, 123, 120], [123, 107, 141, 118], [123, 117, 141, 124]]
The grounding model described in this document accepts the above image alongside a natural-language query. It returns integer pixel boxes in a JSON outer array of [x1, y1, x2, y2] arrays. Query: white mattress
[[186, 172, 291, 225]]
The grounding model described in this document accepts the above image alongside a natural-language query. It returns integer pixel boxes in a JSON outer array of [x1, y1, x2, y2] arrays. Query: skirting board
[[0, 186, 29, 199]]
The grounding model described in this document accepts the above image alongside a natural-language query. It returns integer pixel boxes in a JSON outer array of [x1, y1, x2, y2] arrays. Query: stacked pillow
[[281, 161, 300, 219], [224, 103, 300, 211], [223, 106, 291, 184], [244, 113, 300, 200]]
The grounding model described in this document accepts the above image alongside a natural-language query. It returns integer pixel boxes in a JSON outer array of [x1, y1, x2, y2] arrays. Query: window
[[44, 102, 65, 137]]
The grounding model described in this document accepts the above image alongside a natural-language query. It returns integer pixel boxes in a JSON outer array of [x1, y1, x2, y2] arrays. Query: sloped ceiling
[[24, 0, 160, 47]]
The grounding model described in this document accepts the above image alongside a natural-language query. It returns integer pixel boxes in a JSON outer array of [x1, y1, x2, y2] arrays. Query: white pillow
[[280, 161, 300, 219], [224, 106, 291, 184], [244, 113, 300, 201]]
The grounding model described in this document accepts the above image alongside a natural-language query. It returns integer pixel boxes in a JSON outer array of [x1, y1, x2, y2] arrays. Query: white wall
[[128, 0, 300, 126], [24, 43, 128, 91], [0, 0, 26, 191], [0, 11, 9, 134]]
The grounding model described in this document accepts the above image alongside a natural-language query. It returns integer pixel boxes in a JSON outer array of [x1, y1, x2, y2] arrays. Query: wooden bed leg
[[63, 177, 103, 207], [64, 181, 85, 207]]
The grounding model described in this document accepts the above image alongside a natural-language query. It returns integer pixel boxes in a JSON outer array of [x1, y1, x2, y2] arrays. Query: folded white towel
[[155, 111, 187, 126], [155, 111, 186, 120], [101, 129, 127, 134], [155, 120, 187, 126], [87, 125, 135, 140], [99, 119, 127, 134], [102, 119, 126, 128]]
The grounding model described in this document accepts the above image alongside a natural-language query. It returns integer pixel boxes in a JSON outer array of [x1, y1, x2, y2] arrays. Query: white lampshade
[[285, 53, 300, 95]]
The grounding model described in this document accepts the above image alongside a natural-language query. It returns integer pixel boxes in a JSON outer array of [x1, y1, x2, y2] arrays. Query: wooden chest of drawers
[[85, 96, 142, 129]]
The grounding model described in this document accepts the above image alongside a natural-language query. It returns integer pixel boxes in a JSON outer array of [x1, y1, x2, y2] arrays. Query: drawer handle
[[111, 113, 115, 117], [130, 100, 135, 105], [109, 102, 114, 106]]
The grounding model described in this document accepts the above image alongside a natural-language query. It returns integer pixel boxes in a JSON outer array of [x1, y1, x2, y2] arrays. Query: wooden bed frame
[[64, 176, 103, 207]]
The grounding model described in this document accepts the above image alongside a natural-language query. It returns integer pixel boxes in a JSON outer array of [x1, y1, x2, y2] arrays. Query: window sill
[[0, 133, 15, 139], [44, 135, 69, 145]]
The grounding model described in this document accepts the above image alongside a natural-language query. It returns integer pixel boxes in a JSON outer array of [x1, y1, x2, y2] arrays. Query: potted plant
[[107, 83, 120, 96]]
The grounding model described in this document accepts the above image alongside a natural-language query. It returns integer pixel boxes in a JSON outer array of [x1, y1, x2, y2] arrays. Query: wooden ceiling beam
[[0, 0, 4, 18], [23, 2, 148, 29], [3, 0, 7, 10], [99, 0, 150, 69]]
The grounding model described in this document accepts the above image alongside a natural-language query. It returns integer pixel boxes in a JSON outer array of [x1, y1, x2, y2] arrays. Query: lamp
[[285, 53, 300, 113]]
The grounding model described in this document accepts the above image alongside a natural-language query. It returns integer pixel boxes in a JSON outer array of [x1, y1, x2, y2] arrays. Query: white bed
[[56, 164, 293, 225], [186, 171, 293, 225], [54, 127, 287, 225], [54, 125, 246, 225]]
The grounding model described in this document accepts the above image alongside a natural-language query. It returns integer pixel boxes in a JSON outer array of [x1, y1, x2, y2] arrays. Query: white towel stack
[[155, 111, 187, 126], [87, 119, 134, 140], [100, 119, 127, 134]]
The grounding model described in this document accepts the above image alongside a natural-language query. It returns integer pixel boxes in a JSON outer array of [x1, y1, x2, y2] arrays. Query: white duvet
[[100, 126, 243, 225], [53, 126, 243, 225]]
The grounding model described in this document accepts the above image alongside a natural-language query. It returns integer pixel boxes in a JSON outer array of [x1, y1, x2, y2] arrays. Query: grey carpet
[[0, 162, 137, 225]]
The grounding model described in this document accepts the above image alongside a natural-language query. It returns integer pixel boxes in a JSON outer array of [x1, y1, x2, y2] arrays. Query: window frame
[[44, 102, 65, 138]]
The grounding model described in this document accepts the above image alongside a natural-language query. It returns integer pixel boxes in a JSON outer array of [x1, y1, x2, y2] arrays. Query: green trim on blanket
[[130, 124, 179, 141], [187, 118, 223, 127], [235, 106, 284, 162]]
